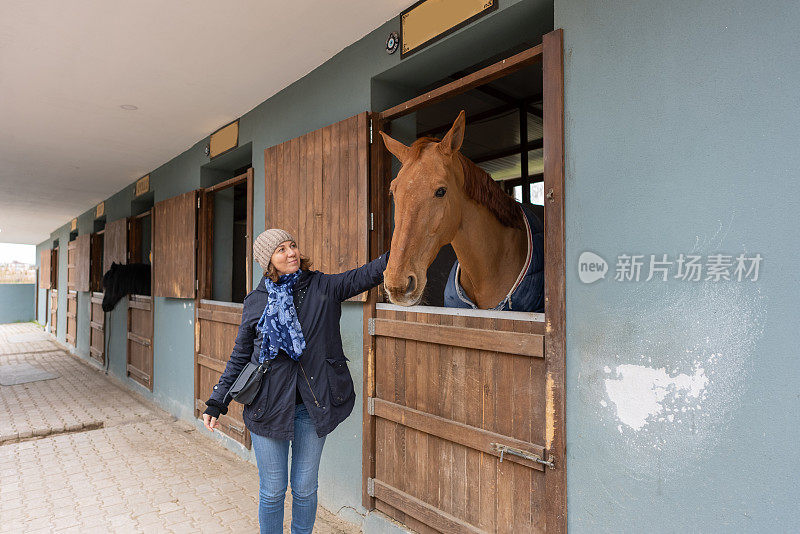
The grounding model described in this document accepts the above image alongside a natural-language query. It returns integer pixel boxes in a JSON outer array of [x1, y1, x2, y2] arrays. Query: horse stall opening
[[363, 31, 565, 533], [89, 229, 105, 365], [195, 165, 254, 448]]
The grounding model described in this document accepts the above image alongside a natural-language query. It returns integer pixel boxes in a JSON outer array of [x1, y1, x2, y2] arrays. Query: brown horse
[[381, 110, 540, 309]]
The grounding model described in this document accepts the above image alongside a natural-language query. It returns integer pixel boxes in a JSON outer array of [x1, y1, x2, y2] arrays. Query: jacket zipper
[[299, 362, 321, 407]]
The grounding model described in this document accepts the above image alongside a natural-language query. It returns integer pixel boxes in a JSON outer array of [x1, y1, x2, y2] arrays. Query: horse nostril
[[405, 275, 416, 296]]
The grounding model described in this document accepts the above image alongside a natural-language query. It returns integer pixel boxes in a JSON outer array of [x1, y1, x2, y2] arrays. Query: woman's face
[[270, 240, 300, 276]]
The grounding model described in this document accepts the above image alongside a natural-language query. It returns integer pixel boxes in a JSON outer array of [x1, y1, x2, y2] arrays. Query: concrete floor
[[0, 322, 360, 533]]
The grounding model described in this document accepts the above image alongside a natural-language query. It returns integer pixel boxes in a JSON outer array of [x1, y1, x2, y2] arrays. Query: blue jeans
[[250, 404, 326, 534]]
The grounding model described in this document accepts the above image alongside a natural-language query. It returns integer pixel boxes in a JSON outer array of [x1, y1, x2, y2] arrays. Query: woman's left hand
[[203, 413, 218, 432]]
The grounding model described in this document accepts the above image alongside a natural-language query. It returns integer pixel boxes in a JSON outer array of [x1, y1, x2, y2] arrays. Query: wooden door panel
[[370, 306, 546, 533], [49, 290, 58, 336], [67, 241, 76, 291], [103, 218, 127, 273], [153, 190, 197, 298], [66, 292, 77, 346], [127, 295, 153, 390], [264, 112, 369, 300], [89, 292, 105, 365], [74, 234, 91, 292], [195, 300, 250, 448], [39, 249, 51, 289]]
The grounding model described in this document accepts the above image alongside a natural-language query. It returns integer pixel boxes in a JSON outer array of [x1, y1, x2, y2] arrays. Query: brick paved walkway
[[0, 323, 359, 533]]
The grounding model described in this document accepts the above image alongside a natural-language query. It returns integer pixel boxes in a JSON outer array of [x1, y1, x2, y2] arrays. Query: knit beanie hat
[[253, 229, 295, 271]]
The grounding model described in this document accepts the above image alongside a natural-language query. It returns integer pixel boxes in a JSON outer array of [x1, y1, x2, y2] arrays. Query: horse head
[[380, 111, 471, 305]]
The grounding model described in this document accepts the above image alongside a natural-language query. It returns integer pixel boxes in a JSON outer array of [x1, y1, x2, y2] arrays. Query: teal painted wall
[[555, 0, 799, 531], [0, 284, 35, 323], [35, 242, 48, 325]]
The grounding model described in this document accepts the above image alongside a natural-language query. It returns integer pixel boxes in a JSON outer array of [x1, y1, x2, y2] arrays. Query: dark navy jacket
[[206, 253, 389, 440], [443, 203, 544, 312]]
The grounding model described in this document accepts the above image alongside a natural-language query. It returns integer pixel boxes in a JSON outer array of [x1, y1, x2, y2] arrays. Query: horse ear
[[439, 110, 466, 156], [379, 131, 410, 164]]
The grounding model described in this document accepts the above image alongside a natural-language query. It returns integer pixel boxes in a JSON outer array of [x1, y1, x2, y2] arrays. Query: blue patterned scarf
[[257, 270, 306, 362]]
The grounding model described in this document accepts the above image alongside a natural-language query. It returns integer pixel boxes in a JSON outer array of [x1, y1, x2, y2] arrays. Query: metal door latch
[[492, 443, 555, 469]]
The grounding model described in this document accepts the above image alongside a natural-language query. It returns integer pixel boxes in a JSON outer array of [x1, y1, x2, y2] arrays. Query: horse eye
[[435, 187, 447, 198]]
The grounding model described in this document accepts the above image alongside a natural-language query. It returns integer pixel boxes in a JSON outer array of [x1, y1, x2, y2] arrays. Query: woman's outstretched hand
[[203, 413, 218, 432]]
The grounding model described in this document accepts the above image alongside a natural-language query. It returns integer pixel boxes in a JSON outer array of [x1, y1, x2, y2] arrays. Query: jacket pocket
[[244, 374, 271, 422], [325, 358, 354, 406]]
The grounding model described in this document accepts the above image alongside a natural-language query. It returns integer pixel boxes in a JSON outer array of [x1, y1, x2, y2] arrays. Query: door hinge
[[369, 120, 373, 144], [367, 478, 375, 497], [367, 396, 375, 415], [491, 443, 555, 469], [370, 212, 374, 231], [197, 196, 200, 209], [195, 279, 199, 291], [367, 317, 375, 336]]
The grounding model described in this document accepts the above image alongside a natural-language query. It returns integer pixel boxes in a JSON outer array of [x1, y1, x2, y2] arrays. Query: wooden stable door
[[65, 292, 77, 347], [363, 30, 567, 533], [194, 170, 253, 448], [66, 241, 77, 346], [127, 295, 153, 389], [195, 301, 250, 448], [368, 306, 548, 533], [49, 289, 58, 337], [89, 292, 105, 365]]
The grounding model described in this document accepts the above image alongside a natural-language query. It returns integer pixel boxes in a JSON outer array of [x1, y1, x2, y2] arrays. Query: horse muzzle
[[384, 273, 423, 306]]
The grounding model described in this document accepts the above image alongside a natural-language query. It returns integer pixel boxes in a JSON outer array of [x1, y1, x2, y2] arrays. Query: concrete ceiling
[[0, 0, 413, 245]]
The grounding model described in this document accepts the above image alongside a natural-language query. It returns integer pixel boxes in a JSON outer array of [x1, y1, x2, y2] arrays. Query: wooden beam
[[371, 318, 543, 357], [520, 103, 530, 204], [450, 78, 544, 118], [128, 299, 151, 311], [197, 307, 242, 326], [126, 364, 150, 383], [373, 398, 545, 471], [471, 137, 543, 164], [378, 44, 543, 121], [205, 170, 249, 194], [416, 103, 519, 138], [127, 332, 151, 347], [246, 167, 254, 294], [197, 353, 226, 374], [543, 28, 567, 534], [371, 479, 486, 534]]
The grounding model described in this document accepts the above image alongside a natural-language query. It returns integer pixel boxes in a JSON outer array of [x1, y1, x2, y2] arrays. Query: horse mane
[[406, 137, 523, 229], [458, 154, 524, 229]]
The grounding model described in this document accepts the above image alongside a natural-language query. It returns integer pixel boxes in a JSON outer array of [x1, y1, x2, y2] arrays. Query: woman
[[202, 228, 388, 534]]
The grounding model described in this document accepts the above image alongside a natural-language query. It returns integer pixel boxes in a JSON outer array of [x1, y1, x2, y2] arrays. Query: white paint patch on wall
[[582, 221, 766, 476], [604, 363, 709, 430]]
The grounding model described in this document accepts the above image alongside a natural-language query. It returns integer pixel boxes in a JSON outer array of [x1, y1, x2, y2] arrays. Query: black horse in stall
[[101, 262, 151, 311]]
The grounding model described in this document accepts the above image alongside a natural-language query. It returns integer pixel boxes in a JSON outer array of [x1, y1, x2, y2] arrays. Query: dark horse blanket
[[102, 263, 151, 311], [444, 203, 544, 312]]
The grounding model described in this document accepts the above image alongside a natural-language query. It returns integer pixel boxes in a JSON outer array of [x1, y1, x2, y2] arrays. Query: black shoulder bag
[[226, 359, 271, 405]]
